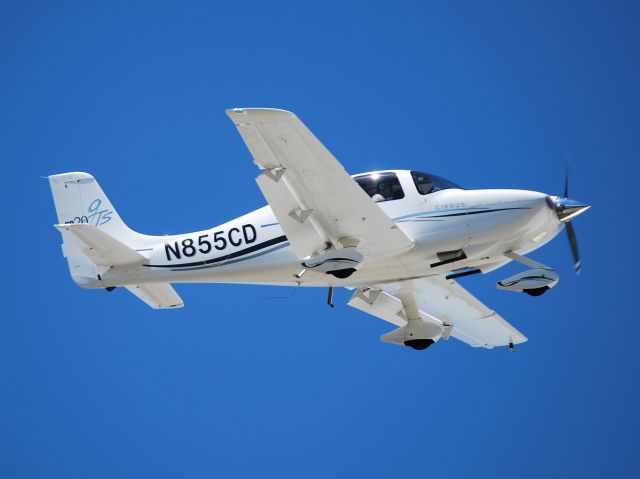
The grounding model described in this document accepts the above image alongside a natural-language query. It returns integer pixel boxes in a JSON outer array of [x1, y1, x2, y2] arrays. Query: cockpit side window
[[411, 171, 462, 195], [354, 172, 405, 203], [411, 171, 434, 194]]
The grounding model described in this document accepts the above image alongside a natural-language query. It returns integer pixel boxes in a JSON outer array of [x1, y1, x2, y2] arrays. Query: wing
[[348, 276, 527, 348], [226, 108, 413, 261]]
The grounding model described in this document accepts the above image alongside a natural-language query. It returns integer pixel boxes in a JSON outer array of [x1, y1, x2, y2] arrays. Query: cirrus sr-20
[[48, 108, 589, 351]]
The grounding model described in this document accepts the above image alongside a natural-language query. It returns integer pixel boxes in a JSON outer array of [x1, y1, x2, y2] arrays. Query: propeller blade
[[565, 221, 581, 274], [563, 162, 569, 198]]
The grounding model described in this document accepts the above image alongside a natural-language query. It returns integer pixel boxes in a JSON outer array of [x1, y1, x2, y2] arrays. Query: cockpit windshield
[[411, 171, 463, 195], [354, 172, 405, 203]]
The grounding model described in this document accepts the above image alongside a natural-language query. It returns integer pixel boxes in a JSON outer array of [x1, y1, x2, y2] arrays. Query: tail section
[[54, 223, 146, 267], [48, 172, 137, 241], [49, 172, 145, 288], [49, 172, 184, 308], [125, 284, 184, 309]]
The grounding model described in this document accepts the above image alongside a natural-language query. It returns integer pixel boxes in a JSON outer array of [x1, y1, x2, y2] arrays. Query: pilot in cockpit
[[372, 181, 393, 202]]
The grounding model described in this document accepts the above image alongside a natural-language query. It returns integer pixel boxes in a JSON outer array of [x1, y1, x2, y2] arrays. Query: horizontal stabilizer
[[125, 283, 184, 309], [54, 223, 145, 267]]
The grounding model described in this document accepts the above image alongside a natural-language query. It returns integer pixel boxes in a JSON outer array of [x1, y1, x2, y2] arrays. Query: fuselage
[[95, 170, 564, 289]]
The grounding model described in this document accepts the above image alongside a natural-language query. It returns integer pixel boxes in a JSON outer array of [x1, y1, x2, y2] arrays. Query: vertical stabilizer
[[48, 172, 136, 241]]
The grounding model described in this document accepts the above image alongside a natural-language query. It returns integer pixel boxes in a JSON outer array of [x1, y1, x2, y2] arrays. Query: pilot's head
[[378, 181, 392, 198]]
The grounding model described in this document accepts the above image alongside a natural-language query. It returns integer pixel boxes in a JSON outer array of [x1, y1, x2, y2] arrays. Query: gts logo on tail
[[64, 199, 113, 226]]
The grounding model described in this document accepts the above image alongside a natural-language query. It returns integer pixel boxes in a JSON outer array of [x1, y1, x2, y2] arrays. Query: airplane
[[48, 108, 590, 351]]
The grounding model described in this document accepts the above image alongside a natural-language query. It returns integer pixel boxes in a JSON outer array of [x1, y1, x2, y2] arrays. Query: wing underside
[[349, 276, 526, 349]]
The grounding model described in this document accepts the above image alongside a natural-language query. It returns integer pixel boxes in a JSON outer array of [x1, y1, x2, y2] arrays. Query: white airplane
[[48, 108, 590, 351]]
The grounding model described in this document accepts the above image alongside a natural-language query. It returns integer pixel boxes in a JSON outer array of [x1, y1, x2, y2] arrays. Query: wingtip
[[225, 107, 296, 121]]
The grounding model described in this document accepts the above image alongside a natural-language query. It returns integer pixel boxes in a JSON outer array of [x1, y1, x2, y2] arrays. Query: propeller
[[547, 164, 590, 274]]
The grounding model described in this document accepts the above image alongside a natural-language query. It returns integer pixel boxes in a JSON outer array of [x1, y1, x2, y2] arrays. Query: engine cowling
[[381, 320, 443, 350], [497, 268, 559, 296]]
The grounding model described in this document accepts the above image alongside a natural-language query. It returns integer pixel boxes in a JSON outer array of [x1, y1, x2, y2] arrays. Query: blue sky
[[1, 1, 638, 477]]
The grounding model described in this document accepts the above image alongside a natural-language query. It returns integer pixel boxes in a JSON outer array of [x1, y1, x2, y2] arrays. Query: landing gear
[[327, 286, 334, 308], [523, 286, 549, 297], [327, 268, 357, 279], [404, 339, 435, 350]]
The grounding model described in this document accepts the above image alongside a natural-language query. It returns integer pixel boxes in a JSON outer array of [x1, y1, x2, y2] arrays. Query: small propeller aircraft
[[48, 108, 590, 350]]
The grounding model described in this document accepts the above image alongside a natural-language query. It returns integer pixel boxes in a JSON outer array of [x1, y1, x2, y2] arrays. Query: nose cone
[[548, 196, 591, 222]]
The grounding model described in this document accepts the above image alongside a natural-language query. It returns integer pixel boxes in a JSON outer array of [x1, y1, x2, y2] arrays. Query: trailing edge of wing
[[54, 223, 145, 267]]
